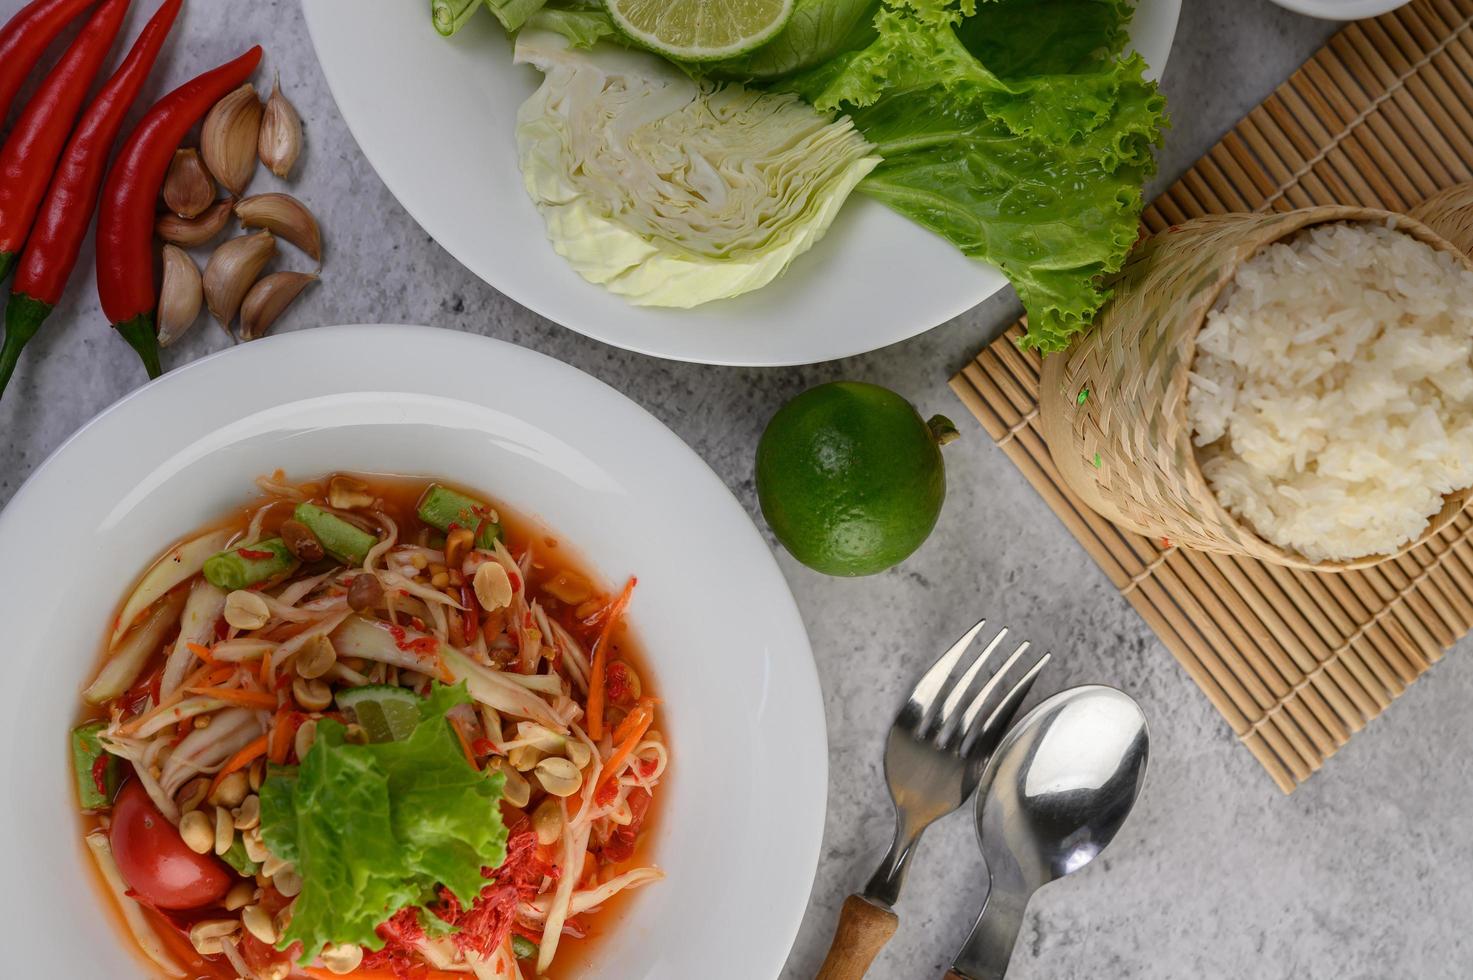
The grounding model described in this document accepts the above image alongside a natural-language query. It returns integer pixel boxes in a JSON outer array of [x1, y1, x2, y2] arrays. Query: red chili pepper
[[235, 547, 275, 560], [96, 44, 262, 377], [0, 0, 98, 131], [0, 0, 182, 400], [90, 753, 111, 796], [0, 0, 130, 283]]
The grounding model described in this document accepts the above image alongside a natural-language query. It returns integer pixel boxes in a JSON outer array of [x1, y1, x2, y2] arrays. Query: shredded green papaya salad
[[74, 472, 665, 979], [434, 0, 1165, 351]]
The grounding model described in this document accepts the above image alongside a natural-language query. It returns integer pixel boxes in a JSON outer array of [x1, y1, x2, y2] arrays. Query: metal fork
[[814, 619, 1050, 980]]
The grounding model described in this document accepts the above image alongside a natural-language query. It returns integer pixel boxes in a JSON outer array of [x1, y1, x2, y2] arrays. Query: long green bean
[[203, 538, 296, 590], [431, 0, 481, 36], [293, 503, 378, 566], [417, 484, 502, 549]]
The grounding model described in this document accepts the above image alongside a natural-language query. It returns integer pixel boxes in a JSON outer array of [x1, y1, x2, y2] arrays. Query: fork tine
[[960, 646, 1050, 754], [904, 618, 988, 718], [934, 627, 1009, 732]]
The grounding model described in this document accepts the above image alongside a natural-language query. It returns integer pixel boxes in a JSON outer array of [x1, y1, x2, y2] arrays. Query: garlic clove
[[163, 149, 215, 219], [204, 231, 276, 332], [202, 83, 263, 196], [157, 245, 203, 348], [240, 271, 317, 341], [156, 196, 235, 248], [235, 194, 322, 263], [259, 74, 302, 179]]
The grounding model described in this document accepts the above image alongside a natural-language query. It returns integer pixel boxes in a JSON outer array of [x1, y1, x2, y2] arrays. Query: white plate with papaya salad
[[0, 325, 824, 980]]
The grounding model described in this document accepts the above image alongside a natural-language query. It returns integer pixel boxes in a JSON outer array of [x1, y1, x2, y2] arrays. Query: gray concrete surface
[[4, 2, 1470, 978]]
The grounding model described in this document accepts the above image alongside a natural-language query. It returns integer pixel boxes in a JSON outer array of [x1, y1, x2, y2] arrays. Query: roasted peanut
[[209, 770, 250, 808], [280, 518, 325, 562], [347, 573, 384, 612], [179, 809, 213, 855], [293, 676, 332, 711]]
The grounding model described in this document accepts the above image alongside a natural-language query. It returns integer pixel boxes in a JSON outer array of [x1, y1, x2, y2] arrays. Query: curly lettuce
[[259, 683, 507, 963], [782, 0, 1166, 350]]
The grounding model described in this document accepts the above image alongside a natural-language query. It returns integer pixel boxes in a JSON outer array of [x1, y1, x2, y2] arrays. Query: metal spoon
[[945, 685, 1150, 980]]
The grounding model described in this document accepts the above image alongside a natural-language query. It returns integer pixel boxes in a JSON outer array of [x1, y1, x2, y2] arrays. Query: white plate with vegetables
[[0, 325, 825, 978], [303, 0, 1180, 366]]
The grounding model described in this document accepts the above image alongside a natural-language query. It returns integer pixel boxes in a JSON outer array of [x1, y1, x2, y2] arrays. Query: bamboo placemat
[[949, 0, 1473, 792]]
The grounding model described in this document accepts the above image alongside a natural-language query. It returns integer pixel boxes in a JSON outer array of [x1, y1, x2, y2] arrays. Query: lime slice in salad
[[336, 686, 422, 743], [605, 0, 794, 61]]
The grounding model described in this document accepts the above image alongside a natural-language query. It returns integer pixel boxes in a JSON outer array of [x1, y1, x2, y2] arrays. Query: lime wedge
[[605, 0, 794, 61], [335, 685, 422, 743]]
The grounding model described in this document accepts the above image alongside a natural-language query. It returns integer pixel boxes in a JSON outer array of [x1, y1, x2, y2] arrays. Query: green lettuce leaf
[[485, 0, 547, 33], [259, 683, 507, 963], [523, 7, 617, 48], [786, 0, 1165, 351]]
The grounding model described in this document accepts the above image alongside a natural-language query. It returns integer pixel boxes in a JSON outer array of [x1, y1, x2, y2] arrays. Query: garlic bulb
[[203, 231, 276, 331], [235, 194, 321, 263], [239, 271, 317, 341], [156, 197, 235, 248], [157, 245, 203, 347], [258, 75, 302, 179], [202, 84, 263, 196], [162, 149, 214, 219]]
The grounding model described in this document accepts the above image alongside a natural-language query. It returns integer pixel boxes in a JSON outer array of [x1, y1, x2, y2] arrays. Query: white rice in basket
[[1187, 221, 1473, 563]]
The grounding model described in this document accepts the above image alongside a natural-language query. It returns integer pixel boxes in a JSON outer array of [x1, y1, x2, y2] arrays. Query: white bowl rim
[[1266, 0, 1408, 18]]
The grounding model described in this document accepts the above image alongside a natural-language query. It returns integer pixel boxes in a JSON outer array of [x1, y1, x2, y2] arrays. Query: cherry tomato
[[110, 779, 231, 910]]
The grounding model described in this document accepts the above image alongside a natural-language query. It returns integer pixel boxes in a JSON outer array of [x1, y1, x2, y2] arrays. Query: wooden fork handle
[[814, 894, 899, 980], [943, 972, 970, 980]]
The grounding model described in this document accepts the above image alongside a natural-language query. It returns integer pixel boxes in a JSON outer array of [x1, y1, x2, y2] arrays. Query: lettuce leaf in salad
[[259, 682, 507, 963], [784, 0, 1166, 351]]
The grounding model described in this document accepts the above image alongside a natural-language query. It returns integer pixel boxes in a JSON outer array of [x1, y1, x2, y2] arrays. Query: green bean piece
[[293, 502, 379, 566], [431, 0, 480, 36], [72, 721, 120, 810], [417, 484, 502, 549], [511, 935, 538, 960], [203, 538, 296, 590]]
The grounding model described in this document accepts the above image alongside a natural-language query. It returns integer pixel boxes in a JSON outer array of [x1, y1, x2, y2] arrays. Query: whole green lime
[[756, 382, 957, 576]]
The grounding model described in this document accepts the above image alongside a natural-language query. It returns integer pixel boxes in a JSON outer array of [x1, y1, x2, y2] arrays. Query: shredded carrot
[[267, 707, 295, 765], [207, 734, 269, 797], [201, 664, 236, 687], [585, 577, 636, 741], [118, 662, 230, 735], [595, 698, 655, 801], [185, 686, 278, 710], [611, 697, 658, 746], [450, 717, 479, 771], [185, 641, 215, 664], [259, 646, 273, 687], [304, 968, 467, 980]]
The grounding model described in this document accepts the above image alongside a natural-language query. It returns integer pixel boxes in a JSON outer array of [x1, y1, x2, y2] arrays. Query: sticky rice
[[1187, 221, 1473, 562]]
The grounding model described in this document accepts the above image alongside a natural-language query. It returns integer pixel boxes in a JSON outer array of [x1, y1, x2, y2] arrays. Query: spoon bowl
[[948, 685, 1149, 980]]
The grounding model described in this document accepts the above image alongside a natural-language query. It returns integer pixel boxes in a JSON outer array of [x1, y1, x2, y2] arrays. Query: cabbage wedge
[[514, 30, 879, 307]]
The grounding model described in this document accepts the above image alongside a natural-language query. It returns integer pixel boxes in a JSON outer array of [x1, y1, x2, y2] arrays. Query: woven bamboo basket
[[1040, 193, 1473, 572]]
